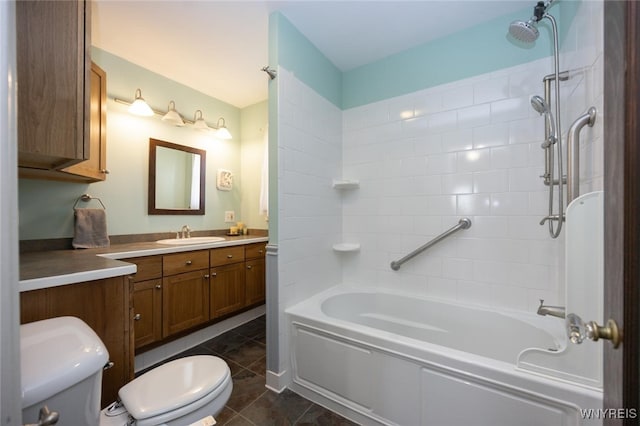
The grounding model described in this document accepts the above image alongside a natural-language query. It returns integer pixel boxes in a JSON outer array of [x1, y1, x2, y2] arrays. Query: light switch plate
[[224, 211, 235, 222]]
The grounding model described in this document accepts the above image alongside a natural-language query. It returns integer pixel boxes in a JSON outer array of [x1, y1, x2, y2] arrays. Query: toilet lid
[[118, 355, 230, 420]]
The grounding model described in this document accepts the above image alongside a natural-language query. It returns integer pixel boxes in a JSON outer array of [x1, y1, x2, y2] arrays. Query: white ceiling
[[92, 1, 533, 109]]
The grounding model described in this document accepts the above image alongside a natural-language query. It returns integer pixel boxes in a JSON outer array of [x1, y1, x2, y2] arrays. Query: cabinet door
[[162, 270, 210, 337], [19, 276, 132, 409], [60, 62, 108, 181], [133, 279, 162, 349], [210, 263, 246, 319], [245, 258, 266, 306], [16, 0, 90, 169]]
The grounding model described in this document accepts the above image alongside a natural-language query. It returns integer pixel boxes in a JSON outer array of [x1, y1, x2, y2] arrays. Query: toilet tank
[[21, 316, 109, 426]]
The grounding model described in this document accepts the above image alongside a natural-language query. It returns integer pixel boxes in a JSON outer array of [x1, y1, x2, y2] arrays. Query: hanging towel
[[259, 124, 269, 218], [72, 208, 110, 249]]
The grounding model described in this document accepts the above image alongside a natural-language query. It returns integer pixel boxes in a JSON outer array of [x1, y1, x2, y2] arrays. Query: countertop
[[19, 235, 269, 292]]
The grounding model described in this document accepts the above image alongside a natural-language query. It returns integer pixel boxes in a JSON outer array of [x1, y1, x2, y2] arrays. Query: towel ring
[[74, 194, 106, 210]]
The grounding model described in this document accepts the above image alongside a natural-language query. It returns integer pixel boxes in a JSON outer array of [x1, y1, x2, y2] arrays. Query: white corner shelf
[[332, 243, 361, 252], [332, 179, 360, 189]]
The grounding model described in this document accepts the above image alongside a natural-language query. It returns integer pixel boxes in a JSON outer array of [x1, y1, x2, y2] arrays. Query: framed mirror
[[148, 138, 206, 215]]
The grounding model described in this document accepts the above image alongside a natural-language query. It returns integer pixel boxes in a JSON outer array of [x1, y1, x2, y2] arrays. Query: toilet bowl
[[21, 317, 232, 426]]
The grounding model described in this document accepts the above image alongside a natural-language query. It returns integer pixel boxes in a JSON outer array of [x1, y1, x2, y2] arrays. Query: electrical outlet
[[224, 211, 235, 222]]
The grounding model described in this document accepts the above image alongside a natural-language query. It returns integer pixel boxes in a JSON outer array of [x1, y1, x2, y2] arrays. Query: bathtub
[[286, 286, 603, 426]]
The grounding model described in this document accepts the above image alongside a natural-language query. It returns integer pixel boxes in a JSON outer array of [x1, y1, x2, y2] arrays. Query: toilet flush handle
[[23, 405, 59, 426]]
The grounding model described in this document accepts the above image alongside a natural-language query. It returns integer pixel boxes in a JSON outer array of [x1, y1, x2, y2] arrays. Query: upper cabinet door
[[16, 0, 90, 170]]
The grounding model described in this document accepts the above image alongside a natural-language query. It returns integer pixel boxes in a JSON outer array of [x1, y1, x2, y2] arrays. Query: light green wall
[[271, 3, 579, 110], [271, 12, 343, 109], [240, 101, 269, 230], [18, 48, 267, 240]]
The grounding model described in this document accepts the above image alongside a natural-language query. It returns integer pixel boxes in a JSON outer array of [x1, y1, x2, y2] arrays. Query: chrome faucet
[[536, 299, 565, 319], [181, 225, 191, 239]]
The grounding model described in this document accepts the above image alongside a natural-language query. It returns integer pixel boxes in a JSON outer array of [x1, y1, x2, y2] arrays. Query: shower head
[[509, 19, 540, 43], [530, 95, 549, 114], [531, 95, 557, 144], [509, 1, 551, 43]]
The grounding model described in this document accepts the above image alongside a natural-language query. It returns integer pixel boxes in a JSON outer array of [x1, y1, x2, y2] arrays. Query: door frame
[[603, 0, 640, 422]]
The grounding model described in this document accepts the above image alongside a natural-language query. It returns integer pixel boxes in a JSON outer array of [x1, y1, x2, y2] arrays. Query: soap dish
[[332, 243, 360, 252]]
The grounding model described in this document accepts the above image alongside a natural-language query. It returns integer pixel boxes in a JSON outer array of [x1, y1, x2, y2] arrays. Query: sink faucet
[[181, 225, 191, 239], [536, 299, 565, 319]]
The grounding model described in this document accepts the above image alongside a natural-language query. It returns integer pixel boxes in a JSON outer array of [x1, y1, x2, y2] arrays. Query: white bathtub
[[286, 286, 603, 426]]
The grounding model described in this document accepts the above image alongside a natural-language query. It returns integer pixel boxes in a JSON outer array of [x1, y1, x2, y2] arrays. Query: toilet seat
[[119, 355, 231, 424]]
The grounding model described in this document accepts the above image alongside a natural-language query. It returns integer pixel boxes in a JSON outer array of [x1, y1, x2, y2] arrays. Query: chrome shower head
[[530, 95, 549, 114], [509, 19, 540, 43], [531, 95, 556, 144]]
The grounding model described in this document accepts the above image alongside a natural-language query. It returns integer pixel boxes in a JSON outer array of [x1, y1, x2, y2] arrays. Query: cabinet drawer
[[245, 242, 267, 260], [210, 246, 245, 267], [163, 250, 209, 276], [128, 256, 162, 282]]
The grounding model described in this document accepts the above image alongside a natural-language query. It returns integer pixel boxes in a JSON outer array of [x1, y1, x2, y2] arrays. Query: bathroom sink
[[156, 236, 226, 245]]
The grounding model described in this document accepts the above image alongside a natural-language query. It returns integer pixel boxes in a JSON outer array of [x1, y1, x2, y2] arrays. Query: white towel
[[72, 208, 110, 249], [259, 124, 269, 218]]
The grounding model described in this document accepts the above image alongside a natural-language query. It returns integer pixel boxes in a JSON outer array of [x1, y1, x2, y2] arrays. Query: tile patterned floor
[[144, 315, 358, 425]]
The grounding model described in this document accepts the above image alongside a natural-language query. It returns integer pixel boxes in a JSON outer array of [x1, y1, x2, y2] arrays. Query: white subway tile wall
[[277, 1, 603, 322], [341, 1, 603, 312]]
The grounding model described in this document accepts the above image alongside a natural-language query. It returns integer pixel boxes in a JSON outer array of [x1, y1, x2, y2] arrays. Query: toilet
[[21, 316, 232, 426]]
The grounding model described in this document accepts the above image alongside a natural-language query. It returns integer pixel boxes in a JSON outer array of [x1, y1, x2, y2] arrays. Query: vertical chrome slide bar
[[390, 218, 472, 271]]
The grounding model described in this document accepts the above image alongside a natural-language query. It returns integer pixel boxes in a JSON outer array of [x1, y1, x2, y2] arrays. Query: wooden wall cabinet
[[58, 62, 108, 181], [16, 0, 91, 170], [20, 276, 133, 409], [17, 1, 109, 182]]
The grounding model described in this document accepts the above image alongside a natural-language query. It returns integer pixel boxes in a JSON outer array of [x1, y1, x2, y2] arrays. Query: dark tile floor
[[145, 315, 358, 425]]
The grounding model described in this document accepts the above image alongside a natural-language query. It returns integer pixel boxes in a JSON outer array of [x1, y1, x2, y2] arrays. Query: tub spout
[[536, 299, 565, 319]]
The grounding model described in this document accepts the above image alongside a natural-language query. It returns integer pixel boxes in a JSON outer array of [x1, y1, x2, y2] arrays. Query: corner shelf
[[332, 243, 361, 252], [332, 179, 360, 190]]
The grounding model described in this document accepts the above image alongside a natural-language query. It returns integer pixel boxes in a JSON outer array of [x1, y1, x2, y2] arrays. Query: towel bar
[[73, 194, 106, 210]]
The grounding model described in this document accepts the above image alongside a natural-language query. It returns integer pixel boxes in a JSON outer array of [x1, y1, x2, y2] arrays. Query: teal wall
[[18, 48, 267, 240], [272, 2, 579, 110]]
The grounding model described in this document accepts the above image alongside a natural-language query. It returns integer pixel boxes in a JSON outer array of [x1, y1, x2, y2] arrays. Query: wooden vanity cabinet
[[245, 243, 267, 306], [129, 256, 163, 349], [20, 276, 133, 409], [162, 251, 210, 337], [210, 246, 246, 319]]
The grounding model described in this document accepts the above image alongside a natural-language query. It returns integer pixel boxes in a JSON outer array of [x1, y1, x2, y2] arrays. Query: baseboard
[[265, 369, 289, 393]]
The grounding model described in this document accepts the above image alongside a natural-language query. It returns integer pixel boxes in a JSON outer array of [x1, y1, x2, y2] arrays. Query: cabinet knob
[[211, 272, 217, 277], [247, 265, 253, 270], [155, 284, 162, 289], [226, 254, 233, 259], [134, 313, 141, 321], [101, 169, 110, 174], [259, 250, 264, 254], [204, 274, 210, 279], [185, 260, 192, 265], [103, 361, 115, 371]]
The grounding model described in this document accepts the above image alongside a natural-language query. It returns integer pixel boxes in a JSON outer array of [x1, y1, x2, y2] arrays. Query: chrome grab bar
[[390, 218, 472, 271]]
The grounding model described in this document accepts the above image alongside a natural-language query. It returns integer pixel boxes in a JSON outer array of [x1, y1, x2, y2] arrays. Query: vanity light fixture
[[113, 92, 232, 138], [128, 88, 154, 117], [161, 101, 185, 126], [193, 110, 210, 131], [214, 117, 232, 140]]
